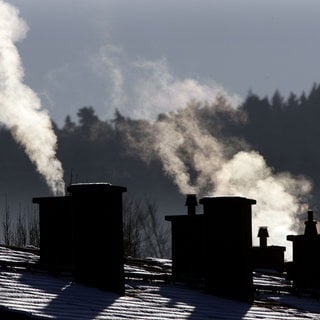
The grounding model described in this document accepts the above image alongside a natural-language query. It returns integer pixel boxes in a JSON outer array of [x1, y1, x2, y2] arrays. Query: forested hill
[[239, 85, 320, 186], [1, 84, 320, 216]]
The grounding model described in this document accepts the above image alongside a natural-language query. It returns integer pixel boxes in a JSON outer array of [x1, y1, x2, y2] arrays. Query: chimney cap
[[185, 194, 198, 206], [257, 226, 269, 238], [199, 196, 256, 205], [67, 182, 127, 194], [307, 210, 315, 221]]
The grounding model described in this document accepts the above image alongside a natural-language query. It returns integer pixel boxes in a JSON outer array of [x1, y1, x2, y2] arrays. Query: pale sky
[[7, 0, 320, 126]]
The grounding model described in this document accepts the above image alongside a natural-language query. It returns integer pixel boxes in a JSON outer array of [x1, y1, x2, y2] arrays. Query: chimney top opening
[[185, 194, 198, 216]]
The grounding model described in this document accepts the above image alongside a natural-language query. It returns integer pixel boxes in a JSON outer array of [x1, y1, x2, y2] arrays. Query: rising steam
[[153, 105, 311, 253], [95, 46, 241, 119], [0, 1, 65, 195], [148, 100, 311, 258], [98, 43, 312, 257]]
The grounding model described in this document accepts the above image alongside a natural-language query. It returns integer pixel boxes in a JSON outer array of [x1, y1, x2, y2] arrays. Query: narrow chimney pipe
[[185, 194, 198, 216], [304, 210, 318, 237], [257, 226, 269, 248], [308, 210, 314, 222]]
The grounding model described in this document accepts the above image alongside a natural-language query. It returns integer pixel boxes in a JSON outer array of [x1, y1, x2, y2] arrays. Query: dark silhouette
[[287, 210, 320, 291], [33, 182, 127, 295], [165, 195, 205, 284], [258, 226, 269, 248], [200, 196, 256, 302], [32, 195, 73, 270], [166, 195, 256, 302], [252, 226, 286, 273]]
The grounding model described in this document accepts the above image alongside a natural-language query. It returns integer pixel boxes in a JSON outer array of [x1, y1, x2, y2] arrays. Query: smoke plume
[[98, 44, 312, 257], [95, 46, 241, 120], [0, 1, 65, 195], [152, 102, 311, 256]]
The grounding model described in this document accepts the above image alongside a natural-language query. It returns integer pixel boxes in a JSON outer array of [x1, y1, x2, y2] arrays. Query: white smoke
[[0, 0, 65, 195], [131, 59, 241, 119], [95, 45, 241, 119], [94, 45, 126, 110], [215, 151, 311, 250], [97, 44, 312, 259], [152, 107, 311, 258]]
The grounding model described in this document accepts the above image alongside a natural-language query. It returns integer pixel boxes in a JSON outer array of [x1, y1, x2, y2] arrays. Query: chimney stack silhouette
[[165, 194, 204, 284], [33, 182, 127, 295], [258, 227, 269, 248], [200, 196, 256, 302], [287, 209, 320, 290], [166, 195, 256, 302], [252, 226, 285, 273]]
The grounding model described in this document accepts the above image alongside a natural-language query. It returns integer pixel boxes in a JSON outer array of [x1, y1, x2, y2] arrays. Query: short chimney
[[185, 194, 198, 216], [32, 196, 72, 269], [287, 209, 320, 290], [304, 210, 318, 237], [165, 194, 204, 283], [257, 226, 269, 248]]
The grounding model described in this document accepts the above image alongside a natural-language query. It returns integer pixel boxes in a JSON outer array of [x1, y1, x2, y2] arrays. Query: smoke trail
[[152, 104, 311, 256], [153, 104, 225, 195], [95, 46, 241, 119], [0, 1, 65, 195], [215, 151, 311, 250], [94, 45, 126, 111], [97, 44, 312, 257]]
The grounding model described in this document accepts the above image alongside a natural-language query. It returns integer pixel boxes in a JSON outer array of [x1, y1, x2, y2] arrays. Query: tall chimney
[[185, 194, 198, 216], [257, 226, 269, 248], [33, 182, 127, 295], [67, 183, 127, 294], [199, 196, 256, 302]]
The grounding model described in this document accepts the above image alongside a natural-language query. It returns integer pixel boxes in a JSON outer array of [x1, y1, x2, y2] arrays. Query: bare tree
[[2, 195, 12, 246], [123, 198, 144, 257], [140, 200, 170, 258], [1, 199, 40, 248], [122, 197, 170, 259], [13, 205, 27, 247], [28, 212, 40, 248]]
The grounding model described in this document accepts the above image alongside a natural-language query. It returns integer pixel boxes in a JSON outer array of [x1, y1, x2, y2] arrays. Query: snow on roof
[[0, 247, 319, 319]]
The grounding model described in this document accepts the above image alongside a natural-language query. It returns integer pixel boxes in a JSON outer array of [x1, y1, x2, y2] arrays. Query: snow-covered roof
[[0, 247, 319, 319]]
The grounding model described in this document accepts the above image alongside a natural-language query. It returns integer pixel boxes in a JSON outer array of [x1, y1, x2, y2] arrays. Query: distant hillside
[[1, 84, 320, 224]]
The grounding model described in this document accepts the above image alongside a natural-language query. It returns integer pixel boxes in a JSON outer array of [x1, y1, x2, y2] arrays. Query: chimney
[[199, 196, 256, 302], [32, 196, 72, 270], [67, 183, 126, 294], [166, 195, 256, 301], [165, 194, 204, 283], [304, 210, 318, 237], [252, 226, 285, 273], [185, 194, 198, 216], [287, 209, 320, 290], [33, 182, 127, 295], [257, 226, 269, 248]]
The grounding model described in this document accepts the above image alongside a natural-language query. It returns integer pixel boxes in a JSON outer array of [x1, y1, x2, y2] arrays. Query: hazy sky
[[6, 0, 320, 125]]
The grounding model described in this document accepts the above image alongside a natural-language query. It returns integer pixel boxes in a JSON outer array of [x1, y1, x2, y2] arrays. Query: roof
[[0, 247, 319, 319]]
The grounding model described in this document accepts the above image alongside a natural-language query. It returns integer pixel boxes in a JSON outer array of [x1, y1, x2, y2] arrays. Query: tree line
[[1, 83, 320, 255]]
